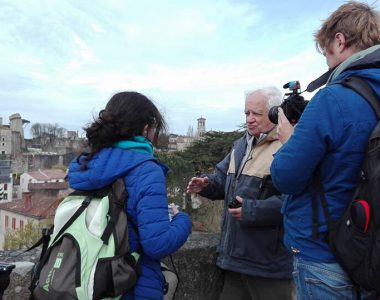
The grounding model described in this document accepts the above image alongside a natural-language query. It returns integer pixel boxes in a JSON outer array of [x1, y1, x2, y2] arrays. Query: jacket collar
[[327, 44, 380, 83], [256, 126, 278, 145]]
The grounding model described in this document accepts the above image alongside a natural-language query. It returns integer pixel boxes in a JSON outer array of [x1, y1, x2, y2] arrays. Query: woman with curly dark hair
[[67, 91, 192, 300]]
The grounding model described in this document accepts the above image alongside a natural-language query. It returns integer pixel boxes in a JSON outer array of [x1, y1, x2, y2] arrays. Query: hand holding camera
[[277, 108, 295, 144]]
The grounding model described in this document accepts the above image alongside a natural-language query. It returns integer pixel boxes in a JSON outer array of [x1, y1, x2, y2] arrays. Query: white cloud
[[65, 34, 95, 71], [1, 0, 376, 137], [91, 23, 105, 33]]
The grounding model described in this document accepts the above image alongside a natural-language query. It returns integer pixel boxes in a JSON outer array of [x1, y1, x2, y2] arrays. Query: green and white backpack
[[30, 178, 139, 300]]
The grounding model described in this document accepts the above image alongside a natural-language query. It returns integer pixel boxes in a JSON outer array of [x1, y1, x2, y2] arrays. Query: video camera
[[268, 81, 309, 124]]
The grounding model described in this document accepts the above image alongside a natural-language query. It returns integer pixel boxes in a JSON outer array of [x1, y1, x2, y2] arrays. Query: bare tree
[[30, 123, 67, 148]]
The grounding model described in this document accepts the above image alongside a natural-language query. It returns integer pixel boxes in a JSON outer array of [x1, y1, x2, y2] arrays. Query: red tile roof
[[0, 195, 62, 219], [26, 169, 66, 181], [28, 182, 69, 190]]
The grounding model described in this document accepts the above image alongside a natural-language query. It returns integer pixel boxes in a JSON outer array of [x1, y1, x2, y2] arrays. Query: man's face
[[323, 33, 350, 69], [245, 92, 274, 137], [324, 44, 342, 69]]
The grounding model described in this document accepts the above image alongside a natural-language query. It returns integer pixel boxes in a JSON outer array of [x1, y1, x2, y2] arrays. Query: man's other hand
[[228, 196, 243, 220], [186, 177, 209, 193]]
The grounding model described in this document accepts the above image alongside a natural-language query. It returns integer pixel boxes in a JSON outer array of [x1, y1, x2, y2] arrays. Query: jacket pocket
[[229, 223, 280, 263], [93, 253, 138, 299], [33, 234, 80, 300]]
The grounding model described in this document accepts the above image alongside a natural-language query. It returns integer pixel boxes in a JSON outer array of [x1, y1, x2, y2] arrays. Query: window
[[4, 184, 7, 191], [1, 151, 4, 155], [5, 216, 8, 228], [20, 220, 24, 230], [1, 143, 4, 146], [12, 218, 16, 230]]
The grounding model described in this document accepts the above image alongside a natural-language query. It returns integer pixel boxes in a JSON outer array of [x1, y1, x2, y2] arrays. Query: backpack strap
[[26, 195, 94, 254], [24, 227, 53, 261], [101, 178, 128, 244], [312, 76, 380, 240], [29, 196, 92, 296], [338, 77, 380, 118], [52, 196, 93, 244], [311, 169, 335, 239]]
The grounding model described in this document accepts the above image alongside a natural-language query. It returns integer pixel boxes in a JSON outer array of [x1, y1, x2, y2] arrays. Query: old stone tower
[[196, 116, 206, 139]]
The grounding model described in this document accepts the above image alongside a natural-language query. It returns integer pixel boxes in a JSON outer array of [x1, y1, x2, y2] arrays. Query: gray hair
[[245, 86, 283, 110]]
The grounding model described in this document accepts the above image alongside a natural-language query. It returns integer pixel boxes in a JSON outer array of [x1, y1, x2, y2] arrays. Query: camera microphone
[[283, 81, 301, 90]]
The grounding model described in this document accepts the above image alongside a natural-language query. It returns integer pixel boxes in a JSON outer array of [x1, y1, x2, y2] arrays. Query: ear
[[335, 32, 346, 52], [143, 124, 149, 137]]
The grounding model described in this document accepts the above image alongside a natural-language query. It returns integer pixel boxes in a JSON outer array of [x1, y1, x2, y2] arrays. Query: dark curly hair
[[81, 91, 166, 165]]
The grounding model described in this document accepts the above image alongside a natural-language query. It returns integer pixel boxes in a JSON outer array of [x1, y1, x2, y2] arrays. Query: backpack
[[312, 76, 380, 293], [29, 178, 139, 300]]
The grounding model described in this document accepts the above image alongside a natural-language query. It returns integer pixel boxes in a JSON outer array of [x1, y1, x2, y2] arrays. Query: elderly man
[[187, 87, 293, 300]]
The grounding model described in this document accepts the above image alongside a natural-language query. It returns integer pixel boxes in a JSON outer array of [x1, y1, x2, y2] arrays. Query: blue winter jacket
[[67, 146, 192, 300], [271, 45, 380, 263]]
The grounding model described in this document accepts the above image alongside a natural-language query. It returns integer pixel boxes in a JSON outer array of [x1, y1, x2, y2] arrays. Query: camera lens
[[268, 106, 280, 124]]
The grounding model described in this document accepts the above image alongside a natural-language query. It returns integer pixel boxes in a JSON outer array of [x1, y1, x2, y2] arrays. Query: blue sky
[[1, 0, 378, 138]]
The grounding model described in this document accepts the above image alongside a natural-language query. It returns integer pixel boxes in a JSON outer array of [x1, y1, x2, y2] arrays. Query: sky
[[1, 0, 379, 138]]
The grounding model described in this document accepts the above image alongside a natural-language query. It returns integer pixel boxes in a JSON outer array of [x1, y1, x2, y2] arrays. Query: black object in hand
[[0, 262, 15, 298], [228, 198, 242, 209]]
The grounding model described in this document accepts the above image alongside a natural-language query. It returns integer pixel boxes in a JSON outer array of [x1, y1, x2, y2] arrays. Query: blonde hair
[[314, 1, 380, 53]]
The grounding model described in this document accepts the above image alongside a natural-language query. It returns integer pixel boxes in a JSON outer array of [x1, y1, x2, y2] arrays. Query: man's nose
[[247, 114, 255, 122]]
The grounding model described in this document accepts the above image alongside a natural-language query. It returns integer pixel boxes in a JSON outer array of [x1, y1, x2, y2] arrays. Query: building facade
[[20, 169, 66, 194], [0, 188, 69, 250]]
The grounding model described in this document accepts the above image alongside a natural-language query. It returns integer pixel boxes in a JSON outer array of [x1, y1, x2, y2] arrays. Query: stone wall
[[0, 231, 223, 300]]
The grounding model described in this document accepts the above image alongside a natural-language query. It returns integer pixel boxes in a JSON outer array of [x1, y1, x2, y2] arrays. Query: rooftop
[[25, 169, 66, 181], [0, 194, 62, 219]]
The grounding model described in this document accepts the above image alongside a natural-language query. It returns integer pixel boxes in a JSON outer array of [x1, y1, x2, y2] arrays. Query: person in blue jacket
[[271, 2, 380, 299], [67, 91, 192, 300]]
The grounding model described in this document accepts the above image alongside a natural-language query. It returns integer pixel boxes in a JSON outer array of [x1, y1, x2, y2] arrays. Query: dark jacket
[[67, 147, 192, 300], [271, 45, 380, 263], [199, 129, 292, 279]]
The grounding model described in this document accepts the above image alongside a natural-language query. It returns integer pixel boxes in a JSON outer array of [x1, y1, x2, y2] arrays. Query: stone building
[[168, 117, 207, 152], [0, 160, 12, 202], [20, 169, 66, 194], [168, 134, 195, 151], [0, 114, 29, 157], [196, 116, 206, 139]]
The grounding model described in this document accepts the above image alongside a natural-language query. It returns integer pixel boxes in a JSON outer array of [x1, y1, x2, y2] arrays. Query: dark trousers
[[219, 270, 295, 300]]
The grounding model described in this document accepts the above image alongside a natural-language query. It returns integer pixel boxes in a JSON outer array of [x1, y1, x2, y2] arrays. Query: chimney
[[23, 192, 32, 210]]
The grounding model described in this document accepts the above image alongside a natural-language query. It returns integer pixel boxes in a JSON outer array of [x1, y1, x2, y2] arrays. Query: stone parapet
[[0, 231, 223, 300]]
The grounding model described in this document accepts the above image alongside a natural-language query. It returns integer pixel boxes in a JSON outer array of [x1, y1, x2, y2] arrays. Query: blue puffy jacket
[[67, 147, 192, 299], [271, 45, 380, 263]]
